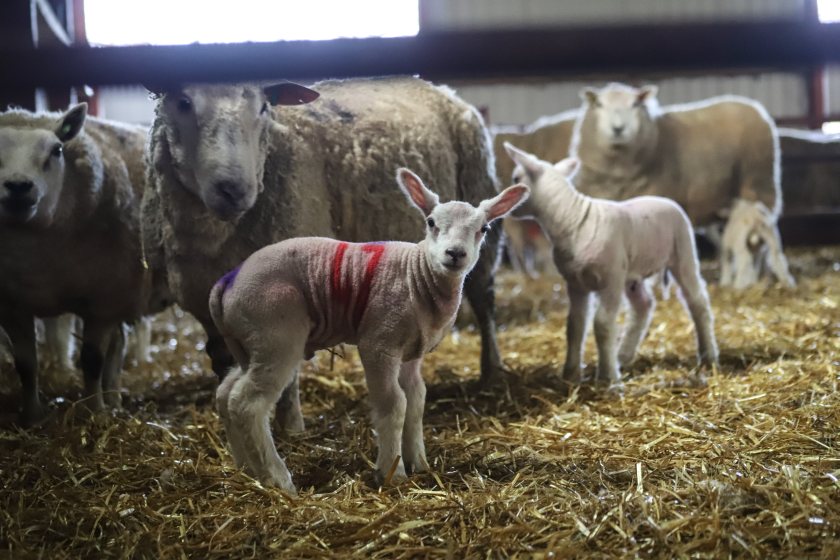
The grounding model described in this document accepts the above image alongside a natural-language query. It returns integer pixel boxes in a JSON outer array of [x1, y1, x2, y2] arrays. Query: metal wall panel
[[453, 72, 807, 126], [422, 0, 805, 30], [97, 86, 156, 125], [827, 65, 840, 116]]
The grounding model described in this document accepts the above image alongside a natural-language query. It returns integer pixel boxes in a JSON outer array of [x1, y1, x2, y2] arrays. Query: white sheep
[[143, 77, 506, 432], [505, 143, 718, 391], [0, 104, 169, 425], [571, 82, 792, 290], [209, 169, 529, 493], [720, 198, 795, 289]]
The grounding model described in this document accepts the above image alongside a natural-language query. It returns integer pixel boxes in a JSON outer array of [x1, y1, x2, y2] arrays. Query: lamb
[[210, 168, 528, 493], [504, 143, 718, 391], [570, 82, 793, 289], [0, 104, 169, 425], [143, 77, 506, 432]]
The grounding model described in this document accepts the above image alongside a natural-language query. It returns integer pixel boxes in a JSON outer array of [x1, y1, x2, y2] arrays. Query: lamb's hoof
[[618, 352, 635, 367], [375, 463, 408, 487], [477, 366, 508, 389], [103, 390, 123, 409], [605, 382, 625, 398], [561, 366, 582, 384], [688, 373, 708, 388], [274, 409, 305, 434], [405, 455, 430, 475]]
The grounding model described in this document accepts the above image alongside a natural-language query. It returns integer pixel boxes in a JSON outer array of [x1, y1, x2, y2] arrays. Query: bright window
[[818, 0, 840, 23], [822, 121, 840, 134], [84, 0, 419, 46]]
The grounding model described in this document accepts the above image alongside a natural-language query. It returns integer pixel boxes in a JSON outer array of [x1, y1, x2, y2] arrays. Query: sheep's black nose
[[612, 125, 625, 136], [446, 247, 467, 261], [4, 180, 33, 195], [214, 180, 243, 205]]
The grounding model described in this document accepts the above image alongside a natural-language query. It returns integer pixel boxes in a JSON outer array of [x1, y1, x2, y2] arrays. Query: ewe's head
[[580, 83, 658, 148], [151, 82, 318, 221], [396, 168, 529, 278], [0, 103, 86, 227], [504, 142, 579, 218]]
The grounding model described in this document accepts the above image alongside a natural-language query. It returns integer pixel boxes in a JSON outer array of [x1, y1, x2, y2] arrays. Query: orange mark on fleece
[[330, 242, 386, 330]]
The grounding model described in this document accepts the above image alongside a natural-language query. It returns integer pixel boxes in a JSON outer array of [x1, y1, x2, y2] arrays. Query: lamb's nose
[[612, 125, 625, 136], [4, 180, 33, 195], [446, 247, 466, 261]]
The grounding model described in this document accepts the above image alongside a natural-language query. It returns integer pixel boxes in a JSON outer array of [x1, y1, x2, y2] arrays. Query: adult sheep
[[0, 104, 169, 425], [569, 82, 793, 287], [143, 77, 505, 430]]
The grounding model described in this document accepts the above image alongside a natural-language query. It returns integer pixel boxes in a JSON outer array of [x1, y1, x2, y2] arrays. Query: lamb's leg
[[204, 319, 304, 433], [43, 314, 76, 371], [672, 256, 719, 367], [465, 221, 504, 385], [128, 316, 153, 364], [4, 313, 45, 425], [719, 247, 735, 287], [224, 340, 305, 494], [618, 280, 655, 366], [101, 325, 127, 408], [562, 287, 591, 382], [763, 223, 796, 287], [215, 366, 249, 469], [398, 358, 428, 474], [359, 348, 407, 484], [593, 287, 623, 388]]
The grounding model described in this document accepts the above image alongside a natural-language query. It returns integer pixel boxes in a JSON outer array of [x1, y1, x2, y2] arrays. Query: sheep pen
[[0, 246, 837, 558]]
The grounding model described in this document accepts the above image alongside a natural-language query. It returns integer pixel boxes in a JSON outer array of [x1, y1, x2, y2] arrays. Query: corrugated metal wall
[[422, 0, 805, 29], [424, 0, 815, 126], [827, 66, 840, 117]]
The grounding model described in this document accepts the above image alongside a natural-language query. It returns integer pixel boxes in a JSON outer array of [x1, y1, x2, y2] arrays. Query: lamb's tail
[[209, 268, 249, 369]]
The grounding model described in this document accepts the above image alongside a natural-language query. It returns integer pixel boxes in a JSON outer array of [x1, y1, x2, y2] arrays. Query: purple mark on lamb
[[217, 265, 242, 293]]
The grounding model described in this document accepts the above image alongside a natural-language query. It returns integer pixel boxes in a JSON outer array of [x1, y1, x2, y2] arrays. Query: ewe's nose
[[4, 180, 34, 195], [612, 124, 625, 136], [445, 247, 467, 262], [214, 180, 244, 205]]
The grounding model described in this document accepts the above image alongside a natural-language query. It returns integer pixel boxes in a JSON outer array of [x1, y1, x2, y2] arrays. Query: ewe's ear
[[396, 168, 439, 216], [264, 82, 320, 106], [503, 142, 544, 182], [479, 184, 530, 223], [581, 87, 600, 106], [55, 103, 87, 142], [636, 85, 658, 105], [554, 157, 580, 178]]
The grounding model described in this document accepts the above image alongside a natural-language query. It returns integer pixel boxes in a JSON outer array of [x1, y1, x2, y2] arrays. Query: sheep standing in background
[[505, 144, 718, 392], [211, 169, 528, 493], [571, 82, 793, 289], [143, 77, 506, 432], [0, 104, 168, 425]]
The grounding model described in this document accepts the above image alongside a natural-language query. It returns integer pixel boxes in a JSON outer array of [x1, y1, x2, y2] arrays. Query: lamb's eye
[[51, 144, 63, 158], [176, 96, 193, 113], [426, 218, 435, 229], [480, 224, 490, 234], [260, 102, 269, 115]]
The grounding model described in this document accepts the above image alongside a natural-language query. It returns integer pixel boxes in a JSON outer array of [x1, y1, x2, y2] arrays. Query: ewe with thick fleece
[[0, 104, 169, 425], [505, 144, 717, 390], [144, 77, 505, 431], [210, 169, 528, 493], [571, 83, 792, 288]]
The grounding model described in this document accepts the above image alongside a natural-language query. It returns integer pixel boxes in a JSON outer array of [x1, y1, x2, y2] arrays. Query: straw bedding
[[1, 247, 838, 558]]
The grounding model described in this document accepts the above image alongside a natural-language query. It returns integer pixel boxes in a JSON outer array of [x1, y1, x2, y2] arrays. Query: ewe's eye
[[426, 218, 436, 229], [51, 144, 63, 158], [480, 224, 490, 234], [260, 102, 270, 115], [176, 96, 193, 114]]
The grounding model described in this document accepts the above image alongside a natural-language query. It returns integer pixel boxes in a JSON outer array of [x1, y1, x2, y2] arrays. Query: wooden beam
[[1, 20, 840, 90]]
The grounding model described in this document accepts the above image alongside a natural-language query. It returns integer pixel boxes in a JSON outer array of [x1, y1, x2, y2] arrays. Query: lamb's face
[[0, 105, 86, 228], [583, 84, 657, 148], [157, 85, 270, 221], [424, 202, 490, 277]]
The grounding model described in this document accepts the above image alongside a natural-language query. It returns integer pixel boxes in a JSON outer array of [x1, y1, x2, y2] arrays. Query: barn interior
[[1, 1, 838, 557]]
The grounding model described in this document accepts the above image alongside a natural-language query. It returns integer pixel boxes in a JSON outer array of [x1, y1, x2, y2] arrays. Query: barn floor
[[1, 247, 838, 558]]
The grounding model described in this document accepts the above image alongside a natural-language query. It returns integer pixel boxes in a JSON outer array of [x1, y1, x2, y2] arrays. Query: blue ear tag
[[62, 123, 72, 137]]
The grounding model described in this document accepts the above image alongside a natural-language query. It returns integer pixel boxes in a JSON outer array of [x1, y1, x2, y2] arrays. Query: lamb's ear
[[554, 157, 580, 178], [636, 85, 658, 105], [581, 87, 599, 106], [55, 103, 87, 142], [504, 142, 544, 181], [396, 168, 439, 216], [263, 82, 320, 106], [479, 184, 530, 223]]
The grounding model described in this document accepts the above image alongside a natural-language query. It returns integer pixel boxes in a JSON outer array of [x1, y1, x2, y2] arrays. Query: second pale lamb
[[505, 143, 718, 391], [209, 169, 529, 493]]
